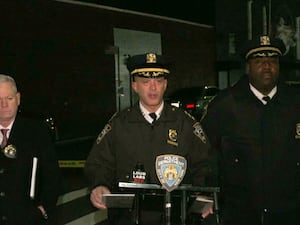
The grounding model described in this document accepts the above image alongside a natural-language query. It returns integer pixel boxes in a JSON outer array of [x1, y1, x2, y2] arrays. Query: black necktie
[[262, 96, 270, 103], [149, 112, 157, 123]]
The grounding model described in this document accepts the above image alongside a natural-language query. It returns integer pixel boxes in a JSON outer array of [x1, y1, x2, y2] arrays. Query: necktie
[[262, 96, 270, 103], [149, 112, 157, 123], [1, 129, 8, 148]]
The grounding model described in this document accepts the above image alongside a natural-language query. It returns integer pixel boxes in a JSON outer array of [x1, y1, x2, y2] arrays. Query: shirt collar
[[249, 83, 277, 104], [139, 101, 164, 123]]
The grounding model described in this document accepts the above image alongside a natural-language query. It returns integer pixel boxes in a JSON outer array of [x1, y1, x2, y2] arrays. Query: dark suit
[[0, 115, 61, 225]]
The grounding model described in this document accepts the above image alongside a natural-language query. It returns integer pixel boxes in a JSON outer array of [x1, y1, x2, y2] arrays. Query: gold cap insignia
[[260, 36, 271, 45], [146, 53, 157, 63]]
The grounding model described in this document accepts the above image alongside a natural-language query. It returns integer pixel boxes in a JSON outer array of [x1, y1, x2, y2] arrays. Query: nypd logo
[[155, 154, 187, 192]]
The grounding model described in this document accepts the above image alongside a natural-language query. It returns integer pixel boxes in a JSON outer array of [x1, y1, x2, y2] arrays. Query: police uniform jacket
[[0, 116, 61, 225], [201, 75, 300, 215], [85, 102, 210, 190], [85, 102, 211, 224]]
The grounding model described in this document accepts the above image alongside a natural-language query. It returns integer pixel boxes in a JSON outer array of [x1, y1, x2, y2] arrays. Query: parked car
[[165, 85, 219, 120]]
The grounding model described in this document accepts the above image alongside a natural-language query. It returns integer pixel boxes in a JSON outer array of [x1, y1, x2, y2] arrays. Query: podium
[[118, 182, 220, 225]]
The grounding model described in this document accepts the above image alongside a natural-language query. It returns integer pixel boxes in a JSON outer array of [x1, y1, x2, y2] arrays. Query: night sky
[[81, 0, 216, 25]]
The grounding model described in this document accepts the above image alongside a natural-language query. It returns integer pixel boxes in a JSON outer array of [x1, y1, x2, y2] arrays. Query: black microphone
[[131, 162, 147, 225], [132, 162, 147, 183]]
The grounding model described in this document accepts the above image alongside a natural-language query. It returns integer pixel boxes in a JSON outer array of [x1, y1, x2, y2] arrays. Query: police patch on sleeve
[[193, 122, 207, 144], [96, 124, 112, 144]]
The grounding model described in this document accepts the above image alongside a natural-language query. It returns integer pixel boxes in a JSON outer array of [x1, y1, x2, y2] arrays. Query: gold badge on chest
[[3, 144, 17, 159], [167, 129, 178, 146]]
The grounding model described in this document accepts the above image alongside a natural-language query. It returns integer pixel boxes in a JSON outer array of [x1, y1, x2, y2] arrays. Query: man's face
[[246, 56, 280, 94], [131, 76, 167, 111], [0, 82, 20, 126]]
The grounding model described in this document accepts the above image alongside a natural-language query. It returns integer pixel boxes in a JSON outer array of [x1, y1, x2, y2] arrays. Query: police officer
[[84, 53, 213, 225], [201, 35, 300, 225]]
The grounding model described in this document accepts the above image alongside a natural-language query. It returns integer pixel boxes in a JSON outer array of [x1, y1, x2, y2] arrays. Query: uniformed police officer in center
[[84, 53, 213, 225]]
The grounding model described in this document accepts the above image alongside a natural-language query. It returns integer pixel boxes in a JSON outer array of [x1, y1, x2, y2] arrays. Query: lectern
[[118, 182, 220, 225], [106, 154, 220, 225]]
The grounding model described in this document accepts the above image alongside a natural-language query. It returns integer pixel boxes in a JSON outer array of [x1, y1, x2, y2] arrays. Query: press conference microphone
[[132, 162, 147, 183], [131, 162, 146, 225]]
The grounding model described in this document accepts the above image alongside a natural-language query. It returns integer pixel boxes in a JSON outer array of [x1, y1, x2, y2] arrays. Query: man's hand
[[90, 186, 111, 210], [37, 205, 48, 219], [201, 206, 214, 218]]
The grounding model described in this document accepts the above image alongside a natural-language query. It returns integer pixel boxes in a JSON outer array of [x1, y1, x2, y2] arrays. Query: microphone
[[131, 162, 147, 225], [132, 162, 147, 183]]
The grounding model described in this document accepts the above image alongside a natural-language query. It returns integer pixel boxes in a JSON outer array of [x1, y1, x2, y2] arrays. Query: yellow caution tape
[[58, 160, 86, 168]]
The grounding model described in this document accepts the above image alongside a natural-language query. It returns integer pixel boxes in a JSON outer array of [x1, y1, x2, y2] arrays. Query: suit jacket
[[0, 115, 61, 225]]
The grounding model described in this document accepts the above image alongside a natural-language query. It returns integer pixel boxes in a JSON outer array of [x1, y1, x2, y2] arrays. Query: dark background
[[0, 0, 300, 144], [1, 1, 299, 223], [79, 0, 216, 25], [0, 0, 217, 143]]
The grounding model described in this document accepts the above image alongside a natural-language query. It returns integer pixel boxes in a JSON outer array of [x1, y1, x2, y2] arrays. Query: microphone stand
[[181, 190, 187, 225], [133, 190, 140, 225], [165, 191, 171, 225], [213, 191, 220, 224]]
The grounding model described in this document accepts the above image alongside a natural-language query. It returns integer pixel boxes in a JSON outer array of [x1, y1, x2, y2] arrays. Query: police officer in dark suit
[[0, 74, 61, 225], [201, 35, 300, 225], [84, 53, 213, 225]]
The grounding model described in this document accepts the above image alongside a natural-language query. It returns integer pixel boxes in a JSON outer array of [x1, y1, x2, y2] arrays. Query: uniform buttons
[[263, 208, 268, 213], [0, 168, 4, 174], [234, 158, 239, 163], [296, 162, 300, 166], [0, 192, 5, 197]]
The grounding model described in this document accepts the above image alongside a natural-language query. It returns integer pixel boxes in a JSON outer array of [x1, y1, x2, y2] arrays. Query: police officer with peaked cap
[[201, 35, 300, 225], [84, 53, 213, 225]]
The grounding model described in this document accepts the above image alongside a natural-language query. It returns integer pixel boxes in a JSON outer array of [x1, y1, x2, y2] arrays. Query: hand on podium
[[190, 195, 214, 220], [90, 186, 111, 210], [202, 206, 214, 219], [188, 203, 214, 225]]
